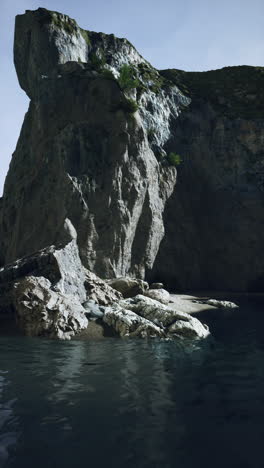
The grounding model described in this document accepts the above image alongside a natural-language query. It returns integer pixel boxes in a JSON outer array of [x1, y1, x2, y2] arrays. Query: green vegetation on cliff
[[167, 153, 182, 166], [118, 64, 140, 91], [38, 9, 78, 35], [160, 66, 264, 119]]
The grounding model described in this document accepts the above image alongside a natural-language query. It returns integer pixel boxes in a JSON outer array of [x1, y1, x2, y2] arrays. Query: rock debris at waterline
[[0, 232, 210, 340]]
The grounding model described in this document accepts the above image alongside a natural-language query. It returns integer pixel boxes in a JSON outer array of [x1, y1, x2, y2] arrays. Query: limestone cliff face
[[0, 8, 184, 279], [149, 67, 264, 291], [1, 9, 263, 292]]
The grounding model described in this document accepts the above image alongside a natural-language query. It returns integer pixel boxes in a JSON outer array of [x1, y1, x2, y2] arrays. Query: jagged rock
[[103, 306, 164, 338], [84, 271, 122, 305], [107, 277, 149, 298], [192, 299, 238, 309], [0, 235, 87, 301], [113, 295, 210, 339], [0, 8, 180, 281], [13, 276, 88, 340], [150, 282, 164, 290], [168, 319, 210, 339], [0, 239, 120, 338], [144, 288, 170, 305]]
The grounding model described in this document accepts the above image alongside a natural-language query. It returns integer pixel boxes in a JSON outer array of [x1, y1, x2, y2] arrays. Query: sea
[[0, 297, 264, 468]]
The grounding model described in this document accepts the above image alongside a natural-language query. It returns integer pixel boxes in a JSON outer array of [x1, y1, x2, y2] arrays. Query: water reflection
[[0, 372, 18, 467], [0, 302, 264, 468]]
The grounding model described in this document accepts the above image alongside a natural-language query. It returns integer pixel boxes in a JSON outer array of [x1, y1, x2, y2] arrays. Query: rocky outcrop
[[149, 67, 264, 292], [0, 233, 121, 339], [192, 299, 238, 309], [107, 277, 149, 298], [0, 8, 186, 281], [13, 276, 88, 340], [103, 295, 210, 339], [144, 288, 170, 305], [0, 240, 210, 340], [103, 306, 164, 338]]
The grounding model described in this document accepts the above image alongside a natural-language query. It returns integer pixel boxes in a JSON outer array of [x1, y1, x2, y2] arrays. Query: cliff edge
[[0, 8, 187, 279]]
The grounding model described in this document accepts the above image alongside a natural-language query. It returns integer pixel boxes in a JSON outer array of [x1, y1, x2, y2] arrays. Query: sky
[[0, 0, 263, 195]]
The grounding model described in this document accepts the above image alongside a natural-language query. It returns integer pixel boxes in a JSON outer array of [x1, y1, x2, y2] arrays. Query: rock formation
[[103, 295, 210, 339], [0, 3, 263, 341], [0, 7, 188, 280], [0, 234, 210, 340], [0, 221, 121, 339], [149, 67, 264, 291]]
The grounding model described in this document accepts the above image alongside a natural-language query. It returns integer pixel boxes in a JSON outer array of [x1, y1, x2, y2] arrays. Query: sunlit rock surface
[[0, 8, 184, 281], [0, 239, 120, 339], [104, 295, 210, 339]]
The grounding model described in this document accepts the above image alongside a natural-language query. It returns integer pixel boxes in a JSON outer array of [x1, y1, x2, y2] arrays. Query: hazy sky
[[1, 0, 263, 195]]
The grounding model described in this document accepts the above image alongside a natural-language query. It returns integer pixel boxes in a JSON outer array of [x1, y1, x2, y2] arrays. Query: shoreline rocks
[[0, 236, 120, 340], [0, 240, 211, 340]]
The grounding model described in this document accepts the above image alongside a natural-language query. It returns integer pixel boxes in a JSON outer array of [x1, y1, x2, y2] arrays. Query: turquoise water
[[1, 300, 264, 468]]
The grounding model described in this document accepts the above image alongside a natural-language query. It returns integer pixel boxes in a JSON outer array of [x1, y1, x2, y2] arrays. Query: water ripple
[[0, 302, 264, 467]]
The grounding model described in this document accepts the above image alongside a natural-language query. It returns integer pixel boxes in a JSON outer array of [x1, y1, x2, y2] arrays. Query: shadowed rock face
[[0, 8, 180, 279], [149, 68, 264, 291]]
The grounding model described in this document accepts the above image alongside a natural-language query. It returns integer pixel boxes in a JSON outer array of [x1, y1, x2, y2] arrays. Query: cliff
[[0, 8, 187, 279], [1, 8, 264, 293], [149, 67, 264, 291]]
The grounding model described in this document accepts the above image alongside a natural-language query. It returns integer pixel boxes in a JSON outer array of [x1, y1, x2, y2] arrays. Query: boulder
[[119, 295, 190, 326], [103, 306, 164, 338], [192, 298, 238, 309], [107, 277, 149, 298], [0, 238, 120, 339], [150, 282, 164, 290], [168, 319, 210, 339], [84, 271, 122, 305], [144, 288, 170, 305], [13, 276, 88, 340], [206, 299, 239, 308], [0, 232, 87, 302], [110, 295, 210, 339]]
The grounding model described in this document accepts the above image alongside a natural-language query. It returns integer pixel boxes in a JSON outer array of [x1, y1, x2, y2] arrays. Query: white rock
[[206, 299, 238, 308], [192, 298, 238, 309], [103, 306, 164, 338], [13, 276, 88, 340], [107, 277, 149, 298], [168, 318, 210, 339], [116, 295, 210, 339], [144, 288, 170, 305]]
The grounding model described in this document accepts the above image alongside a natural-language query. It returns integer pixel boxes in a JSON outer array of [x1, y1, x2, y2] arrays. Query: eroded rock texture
[[0, 8, 184, 280], [0, 8, 263, 293], [103, 295, 210, 339], [0, 234, 121, 339], [149, 68, 264, 291]]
